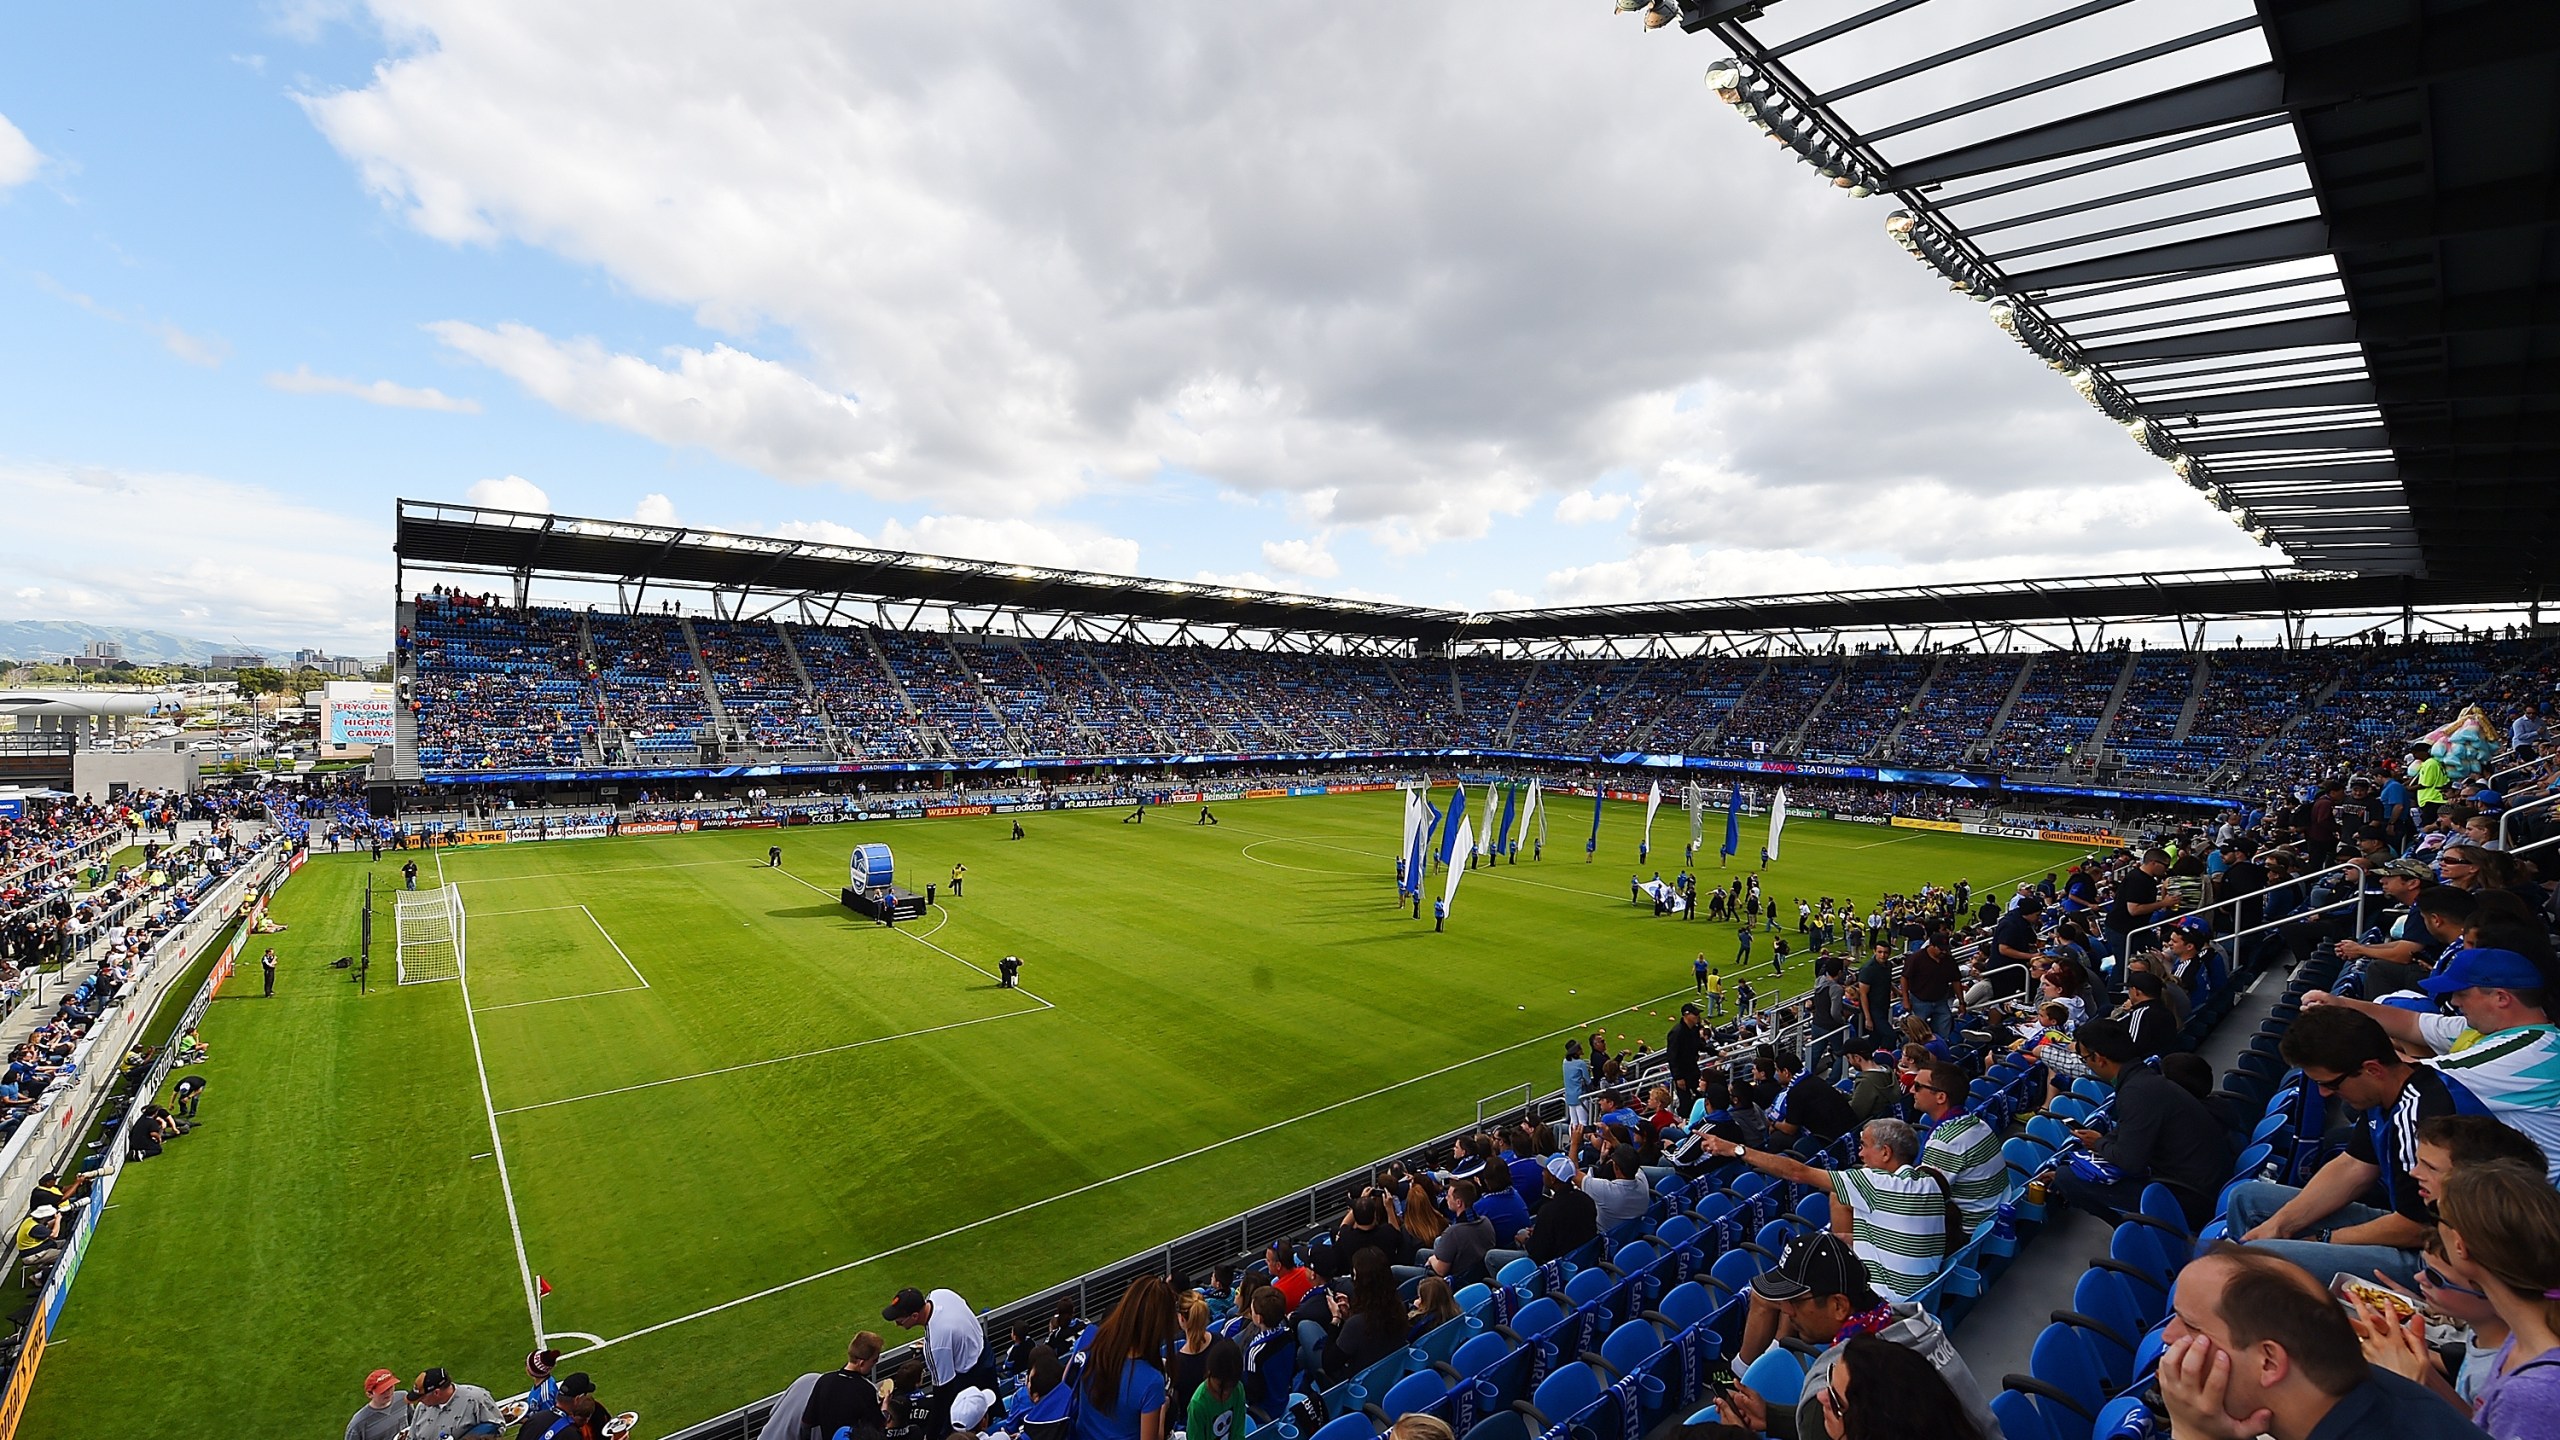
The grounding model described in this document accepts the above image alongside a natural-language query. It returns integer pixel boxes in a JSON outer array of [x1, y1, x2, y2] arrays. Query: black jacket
[[2101, 1065, 2233, 1220], [1666, 1020, 1706, 1085]]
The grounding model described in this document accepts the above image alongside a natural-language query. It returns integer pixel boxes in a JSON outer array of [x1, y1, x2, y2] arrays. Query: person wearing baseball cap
[[404, 1365, 502, 1440], [885, 1283, 993, 1436], [519, 1371, 613, 1440], [948, 1385, 999, 1437], [344, 1369, 406, 1440], [1703, 1233, 2003, 1440]]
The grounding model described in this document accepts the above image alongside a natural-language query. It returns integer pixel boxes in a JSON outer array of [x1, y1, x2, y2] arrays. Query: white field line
[[439, 858, 547, 1347], [494, 1008, 1045, 1116], [584, 904, 652, 989], [472, 904, 588, 918], [769, 863, 1054, 1009], [555, 982, 1707, 1362]]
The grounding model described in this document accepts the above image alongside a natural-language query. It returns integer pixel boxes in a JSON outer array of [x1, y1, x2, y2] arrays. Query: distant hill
[[0, 621, 300, 666]]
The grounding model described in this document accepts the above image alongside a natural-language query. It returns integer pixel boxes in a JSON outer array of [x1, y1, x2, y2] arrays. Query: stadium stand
[[1988, 650, 2129, 775], [1891, 655, 2025, 768]]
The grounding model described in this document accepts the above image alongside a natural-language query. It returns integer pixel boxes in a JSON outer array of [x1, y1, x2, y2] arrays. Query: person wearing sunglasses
[[2229, 1006, 2460, 1289]]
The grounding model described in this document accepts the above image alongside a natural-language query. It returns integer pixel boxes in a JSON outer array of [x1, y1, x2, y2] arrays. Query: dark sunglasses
[[2419, 1264, 2484, 1298]]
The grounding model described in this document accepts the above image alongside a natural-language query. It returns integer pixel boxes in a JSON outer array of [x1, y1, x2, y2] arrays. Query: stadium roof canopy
[[1640, 0, 2557, 584], [397, 500, 2546, 647]]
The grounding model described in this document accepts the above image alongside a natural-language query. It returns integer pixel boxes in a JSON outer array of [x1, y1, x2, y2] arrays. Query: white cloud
[[631, 492, 678, 525], [0, 460, 390, 649], [0, 113, 40, 192], [465, 474, 551, 512], [266, 364, 482, 412], [297, 1, 2277, 597], [37, 274, 230, 368], [772, 515, 1140, 576], [1258, 537, 1338, 579], [1554, 489, 1628, 526]]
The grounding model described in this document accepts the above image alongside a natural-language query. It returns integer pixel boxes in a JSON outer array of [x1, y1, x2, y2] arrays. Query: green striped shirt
[[1922, 1113, 2007, 1228], [1829, 1163, 1948, 1301]]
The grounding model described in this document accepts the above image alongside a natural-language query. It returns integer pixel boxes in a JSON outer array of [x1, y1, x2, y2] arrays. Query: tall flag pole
[[1640, 780, 1663, 863], [1766, 785, 1791, 863], [1686, 781, 1707, 856], [1719, 781, 1742, 866]]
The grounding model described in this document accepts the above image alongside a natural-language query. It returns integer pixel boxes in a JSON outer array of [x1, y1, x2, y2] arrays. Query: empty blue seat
[[1456, 1410, 1529, 1440], [1598, 1318, 1667, 1385], [2026, 1115, 2074, 1152], [1520, 1360, 1605, 1428], [1564, 1267, 1616, 1307], [2027, 1322, 2111, 1436], [1645, 1281, 1717, 1334], [1755, 1219, 1797, 1254], [1796, 1190, 1830, 1227], [1367, 1369, 1447, 1422], [1991, 1387, 2059, 1440], [1310, 1413, 1379, 1440], [2070, 1077, 2111, 1105]]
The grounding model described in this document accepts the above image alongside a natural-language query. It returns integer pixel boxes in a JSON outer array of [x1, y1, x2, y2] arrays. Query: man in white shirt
[[884, 1283, 994, 1435]]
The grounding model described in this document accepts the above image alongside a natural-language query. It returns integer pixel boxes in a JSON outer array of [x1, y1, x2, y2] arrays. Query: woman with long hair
[[1400, 1180, 1447, 1248], [1323, 1249, 1410, 1382], [1822, 1334, 1983, 1440], [2432, 1160, 2560, 1438], [1169, 1289, 1215, 1417], [1408, 1276, 1462, 1337], [1076, 1274, 1180, 1440]]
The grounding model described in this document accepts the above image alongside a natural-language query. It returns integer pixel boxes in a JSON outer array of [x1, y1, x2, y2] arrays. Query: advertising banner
[[1966, 823, 2043, 840], [1888, 816, 1964, 833], [619, 820, 686, 835], [2039, 829, 2122, 847], [321, 681, 397, 748], [923, 804, 994, 818], [1243, 788, 1286, 799], [453, 830, 512, 847]]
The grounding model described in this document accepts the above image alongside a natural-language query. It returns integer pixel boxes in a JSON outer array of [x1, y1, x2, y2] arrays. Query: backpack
[[1914, 1166, 1969, 1260]]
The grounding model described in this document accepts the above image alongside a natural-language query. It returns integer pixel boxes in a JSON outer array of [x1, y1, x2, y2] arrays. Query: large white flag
[[1441, 817, 1474, 917], [1641, 780, 1663, 856], [1478, 780, 1497, 856], [1766, 785, 1790, 861], [1518, 778, 1541, 850], [1400, 787, 1424, 886]]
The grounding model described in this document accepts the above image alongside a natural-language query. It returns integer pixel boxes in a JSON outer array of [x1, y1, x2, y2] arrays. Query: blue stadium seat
[[1564, 1268, 1616, 1308], [1796, 1190, 1830, 1227], [1740, 1348, 1807, 1410], [1643, 1281, 1717, 1334], [1991, 1388, 2059, 1440], [1709, 1248, 1761, 1296], [1519, 1359, 1606, 1429], [2094, 1395, 2156, 1440], [1366, 1369, 1447, 1423], [2070, 1078, 2111, 1105], [2070, 1267, 2156, 1360], [1456, 1410, 1530, 1440], [1599, 1318, 1667, 1386], [2026, 1115, 2074, 1152], [1311, 1413, 1379, 1440]]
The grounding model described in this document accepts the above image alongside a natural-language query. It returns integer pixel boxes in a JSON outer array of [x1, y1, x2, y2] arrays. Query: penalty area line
[[440, 865, 548, 1348], [553, 982, 1704, 1362]]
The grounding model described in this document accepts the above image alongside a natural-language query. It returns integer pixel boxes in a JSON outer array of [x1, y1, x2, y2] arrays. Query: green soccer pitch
[[25, 790, 2088, 1435]]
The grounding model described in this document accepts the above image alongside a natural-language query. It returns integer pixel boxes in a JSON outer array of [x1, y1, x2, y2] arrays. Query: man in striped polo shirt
[[1913, 1064, 2006, 1229], [1694, 1116, 1952, 1301]]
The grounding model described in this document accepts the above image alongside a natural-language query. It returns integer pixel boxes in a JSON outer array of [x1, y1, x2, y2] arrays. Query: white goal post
[[396, 885, 467, 985]]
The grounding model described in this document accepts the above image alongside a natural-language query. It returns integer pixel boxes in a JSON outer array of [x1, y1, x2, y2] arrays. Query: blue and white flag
[[1442, 817, 1475, 917], [1586, 785, 1605, 855], [1437, 784, 1469, 867], [1493, 782, 1520, 857]]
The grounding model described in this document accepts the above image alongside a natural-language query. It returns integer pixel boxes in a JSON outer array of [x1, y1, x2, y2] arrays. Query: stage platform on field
[[842, 885, 929, 921]]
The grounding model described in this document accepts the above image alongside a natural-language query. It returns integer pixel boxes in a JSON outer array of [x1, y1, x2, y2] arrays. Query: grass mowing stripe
[[556, 979, 1708, 1361], [490, 1006, 1051, 1116], [442, 853, 545, 1347]]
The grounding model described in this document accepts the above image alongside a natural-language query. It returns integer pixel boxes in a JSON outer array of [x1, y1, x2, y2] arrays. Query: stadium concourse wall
[[0, 837, 297, 1440]]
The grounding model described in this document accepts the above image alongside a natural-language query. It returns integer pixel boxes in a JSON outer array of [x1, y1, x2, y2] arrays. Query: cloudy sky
[[0, 1, 2269, 652]]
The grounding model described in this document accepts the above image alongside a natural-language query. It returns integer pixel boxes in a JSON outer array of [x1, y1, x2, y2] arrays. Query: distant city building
[[84, 640, 125, 660], [208, 652, 266, 672], [325, 657, 368, 676], [294, 647, 327, 665]]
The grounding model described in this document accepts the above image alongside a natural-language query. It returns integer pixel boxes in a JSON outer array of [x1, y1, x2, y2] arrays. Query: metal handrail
[[2496, 788, 2560, 859], [2123, 856, 2367, 959]]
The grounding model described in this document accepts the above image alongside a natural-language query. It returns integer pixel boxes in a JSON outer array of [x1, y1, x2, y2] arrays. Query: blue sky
[[0, 2, 2271, 654]]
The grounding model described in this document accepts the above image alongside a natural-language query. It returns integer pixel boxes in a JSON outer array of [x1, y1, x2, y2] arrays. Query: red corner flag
[[537, 1276, 553, 1298]]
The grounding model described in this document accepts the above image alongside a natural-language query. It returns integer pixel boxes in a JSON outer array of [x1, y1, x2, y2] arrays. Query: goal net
[[396, 886, 466, 985]]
